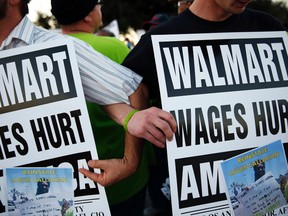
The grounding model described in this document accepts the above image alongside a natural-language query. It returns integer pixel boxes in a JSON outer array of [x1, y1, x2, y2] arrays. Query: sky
[[27, 0, 51, 22]]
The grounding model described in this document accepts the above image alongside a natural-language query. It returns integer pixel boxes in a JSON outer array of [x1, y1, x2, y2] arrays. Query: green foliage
[[34, 12, 59, 30]]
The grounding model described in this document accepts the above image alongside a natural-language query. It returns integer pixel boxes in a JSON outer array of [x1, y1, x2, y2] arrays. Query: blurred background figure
[[168, 0, 194, 14], [142, 13, 171, 32], [177, 0, 194, 14], [96, 29, 115, 37]]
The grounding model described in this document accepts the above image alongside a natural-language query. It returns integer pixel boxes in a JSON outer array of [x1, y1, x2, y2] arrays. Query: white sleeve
[[73, 39, 142, 105]]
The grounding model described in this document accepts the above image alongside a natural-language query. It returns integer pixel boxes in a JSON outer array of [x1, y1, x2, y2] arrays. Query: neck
[[61, 22, 94, 35], [189, 0, 232, 21], [0, 14, 22, 46]]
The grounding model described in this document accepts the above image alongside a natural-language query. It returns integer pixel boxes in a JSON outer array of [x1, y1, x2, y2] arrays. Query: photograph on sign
[[221, 140, 288, 215]]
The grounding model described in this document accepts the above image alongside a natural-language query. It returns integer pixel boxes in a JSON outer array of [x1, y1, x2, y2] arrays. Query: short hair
[[168, 0, 193, 2], [21, 0, 31, 16]]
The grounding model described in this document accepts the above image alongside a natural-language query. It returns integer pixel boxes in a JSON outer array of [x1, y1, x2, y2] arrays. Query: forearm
[[123, 83, 149, 171], [103, 82, 176, 148], [103, 102, 133, 126], [103, 83, 149, 123]]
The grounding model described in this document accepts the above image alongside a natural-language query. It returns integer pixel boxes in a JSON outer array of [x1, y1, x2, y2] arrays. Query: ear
[[9, 0, 21, 6], [84, 15, 92, 23]]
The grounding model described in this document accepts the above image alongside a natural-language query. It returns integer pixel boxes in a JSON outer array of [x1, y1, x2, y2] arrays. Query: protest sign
[[5, 167, 74, 216], [151, 31, 288, 215], [0, 39, 110, 215], [221, 140, 288, 215]]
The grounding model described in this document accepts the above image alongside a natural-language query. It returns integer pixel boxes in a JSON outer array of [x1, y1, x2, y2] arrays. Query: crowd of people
[[1, 0, 287, 215]]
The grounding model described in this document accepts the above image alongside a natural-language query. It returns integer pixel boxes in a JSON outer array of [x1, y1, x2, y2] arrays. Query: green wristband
[[123, 109, 138, 131]]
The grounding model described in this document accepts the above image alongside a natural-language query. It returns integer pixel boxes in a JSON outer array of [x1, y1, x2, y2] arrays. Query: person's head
[[142, 13, 170, 32], [253, 160, 265, 181], [36, 179, 50, 195], [51, 0, 104, 33], [0, 0, 30, 19], [211, 0, 252, 15], [177, 0, 193, 14], [190, 0, 252, 21], [0, 0, 8, 19], [20, 0, 30, 16]]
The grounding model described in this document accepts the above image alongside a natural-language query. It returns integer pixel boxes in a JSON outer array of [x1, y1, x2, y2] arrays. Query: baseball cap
[[51, 0, 103, 25], [142, 13, 170, 31]]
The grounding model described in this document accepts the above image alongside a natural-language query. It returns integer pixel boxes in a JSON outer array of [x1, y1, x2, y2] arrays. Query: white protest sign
[[152, 31, 288, 216], [221, 139, 288, 215], [236, 172, 287, 215], [0, 39, 110, 215], [5, 167, 74, 216]]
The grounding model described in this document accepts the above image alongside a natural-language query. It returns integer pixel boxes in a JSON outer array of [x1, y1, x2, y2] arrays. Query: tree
[[8, 188, 22, 201], [229, 182, 242, 196], [34, 12, 59, 30]]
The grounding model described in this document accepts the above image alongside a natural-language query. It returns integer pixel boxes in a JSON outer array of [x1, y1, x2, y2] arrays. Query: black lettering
[[266, 100, 279, 135], [44, 115, 62, 148], [171, 109, 192, 148], [0, 125, 15, 159], [71, 110, 84, 142], [0, 199, 5, 213], [12, 123, 28, 156], [57, 112, 76, 145], [253, 100, 288, 136], [221, 211, 232, 216], [221, 105, 234, 141], [278, 99, 288, 133], [177, 156, 227, 208], [208, 106, 222, 143], [234, 103, 248, 139], [31, 110, 85, 152], [30, 118, 49, 151], [253, 101, 267, 136], [195, 108, 209, 144]]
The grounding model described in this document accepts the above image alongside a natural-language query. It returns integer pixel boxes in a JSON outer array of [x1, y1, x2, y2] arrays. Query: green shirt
[[69, 33, 149, 205]]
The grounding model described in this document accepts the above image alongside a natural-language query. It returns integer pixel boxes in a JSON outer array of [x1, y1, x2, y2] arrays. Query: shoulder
[[240, 8, 286, 31], [243, 8, 276, 20], [101, 36, 130, 51], [72, 33, 129, 53], [147, 11, 192, 35]]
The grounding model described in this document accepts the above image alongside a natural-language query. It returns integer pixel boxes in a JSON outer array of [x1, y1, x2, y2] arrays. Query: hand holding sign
[[104, 103, 177, 148], [79, 157, 137, 187], [127, 107, 177, 148]]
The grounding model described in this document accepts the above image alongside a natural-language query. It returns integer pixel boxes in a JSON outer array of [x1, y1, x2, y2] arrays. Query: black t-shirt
[[122, 8, 287, 100]]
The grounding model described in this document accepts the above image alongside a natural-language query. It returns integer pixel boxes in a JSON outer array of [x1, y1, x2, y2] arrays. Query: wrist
[[123, 109, 138, 131]]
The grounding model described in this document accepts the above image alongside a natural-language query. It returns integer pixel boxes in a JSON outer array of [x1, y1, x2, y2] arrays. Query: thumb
[[88, 159, 108, 171], [78, 166, 105, 186]]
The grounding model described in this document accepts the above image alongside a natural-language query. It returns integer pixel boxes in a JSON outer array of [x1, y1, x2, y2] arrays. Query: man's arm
[[103, 83, 177, 148], [78, 131, 143, 186], [79, 83, 149, 186]]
